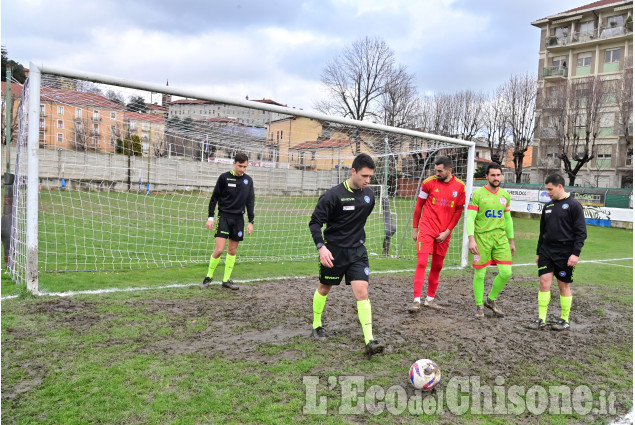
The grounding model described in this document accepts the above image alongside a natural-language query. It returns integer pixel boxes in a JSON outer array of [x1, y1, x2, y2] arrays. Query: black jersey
[[537, 194, 587, 256], [208, 170, 255, 222], [309, 180, 375, 248]]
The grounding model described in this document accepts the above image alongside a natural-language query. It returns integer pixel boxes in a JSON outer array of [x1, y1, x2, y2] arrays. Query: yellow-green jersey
[[467, 186, 511, 234]]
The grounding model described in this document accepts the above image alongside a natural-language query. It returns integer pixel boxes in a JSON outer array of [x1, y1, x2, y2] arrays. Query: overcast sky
[[3, 0, 584, 110]]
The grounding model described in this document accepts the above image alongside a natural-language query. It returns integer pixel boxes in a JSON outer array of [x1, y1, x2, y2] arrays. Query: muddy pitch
[[8, 274, 634, 423]]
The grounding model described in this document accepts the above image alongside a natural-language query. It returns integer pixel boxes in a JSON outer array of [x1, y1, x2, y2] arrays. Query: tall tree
[[543, 76, 608, 186], [615, 68, 633, 148], [379, 65, 420, 128], [315, 36, 396, 123], [105, 89, 126, 106], [502, 73, 538, 183], [1, 46, 27, 84], [127, 96, 147, 113], [483, 86, 509, 164]]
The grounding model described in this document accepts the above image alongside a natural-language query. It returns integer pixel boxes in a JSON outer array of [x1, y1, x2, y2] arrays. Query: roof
[[291, 139, 351, 150], [532, 0, 631, 24], [41, 87, 126, 110], [201, 117, 244, 125], [146, 103, 168, 112], [252, 99, 286, 107], [1, 82, 24, 99], [169, 99, 214, 105], [124, 111, 165, 123]]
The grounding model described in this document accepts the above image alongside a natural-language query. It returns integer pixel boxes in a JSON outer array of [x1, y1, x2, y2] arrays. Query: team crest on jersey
[[244, 179, 248, 184], [562, 204, 569, 209], [474, 255, 481, 263], [559, 271, 566, 277], [364, 267, 370, 276], [452, 191, 458, 197], [499, 197, 506, 206], [364, 196, 370, 203]]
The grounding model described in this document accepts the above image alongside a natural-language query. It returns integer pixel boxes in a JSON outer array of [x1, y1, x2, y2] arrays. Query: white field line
[[1, 257, 632, 301]]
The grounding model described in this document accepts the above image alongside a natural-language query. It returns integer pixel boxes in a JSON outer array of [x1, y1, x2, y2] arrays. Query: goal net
[[6, 65, 474, 291]]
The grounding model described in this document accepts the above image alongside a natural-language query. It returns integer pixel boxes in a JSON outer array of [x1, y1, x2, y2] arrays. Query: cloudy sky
[[3, 0, 584, 110]]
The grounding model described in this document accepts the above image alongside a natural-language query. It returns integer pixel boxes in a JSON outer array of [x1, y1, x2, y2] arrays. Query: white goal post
[[8, 62, 475, 293]]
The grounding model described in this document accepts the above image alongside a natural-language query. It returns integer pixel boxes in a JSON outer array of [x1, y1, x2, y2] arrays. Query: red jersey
[[413, 175, 466, 237]]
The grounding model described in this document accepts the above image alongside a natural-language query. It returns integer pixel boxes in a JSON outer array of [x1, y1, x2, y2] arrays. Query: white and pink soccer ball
[[409, 359, 441, 391]]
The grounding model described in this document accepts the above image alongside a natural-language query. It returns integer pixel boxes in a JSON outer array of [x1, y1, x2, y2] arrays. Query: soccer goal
[[6, 63, 475, 293]]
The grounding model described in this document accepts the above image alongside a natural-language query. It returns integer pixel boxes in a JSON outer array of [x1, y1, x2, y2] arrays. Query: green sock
[[488, 264, 512, 301], [473, 268, 487, 306], [538, 291, 551, 322], [312, 290, 327, 329], [223, 254, 236, 282], [560, 296, 572, 322], [207, 255, 220, 278], [357, 299, 374, 344]]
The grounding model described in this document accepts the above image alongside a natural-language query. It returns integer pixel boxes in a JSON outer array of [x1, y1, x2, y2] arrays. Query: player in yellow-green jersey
[[466, 163, 516, 318]]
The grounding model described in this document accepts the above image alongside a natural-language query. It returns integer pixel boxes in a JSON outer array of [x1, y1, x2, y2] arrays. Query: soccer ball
[[409, 359, 441, 391]]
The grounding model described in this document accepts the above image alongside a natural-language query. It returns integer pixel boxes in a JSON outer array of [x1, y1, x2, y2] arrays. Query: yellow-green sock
[[207, 255, 220, 278], [560, 295, 572, 322], [312, 290, 327, 329], [357, 299, 374, 344], [538, 291, 551, 322], [223, 254, 236, 282]]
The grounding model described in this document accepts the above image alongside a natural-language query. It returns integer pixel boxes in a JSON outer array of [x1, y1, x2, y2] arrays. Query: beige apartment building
[[124, 111, 165, 156], [531, 0, 633, 187]]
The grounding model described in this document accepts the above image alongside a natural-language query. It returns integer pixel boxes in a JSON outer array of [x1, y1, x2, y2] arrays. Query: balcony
[[543, 66, 567, 79], [92, 116, 102, 122], [546, 25, 632, 52], [292, 159, 317, 170], [537, 157, 561, 169]]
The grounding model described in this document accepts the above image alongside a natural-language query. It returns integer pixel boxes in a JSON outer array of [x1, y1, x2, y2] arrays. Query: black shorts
[[319, 245, 370, 285], [537, 244, 575, 283], [214, 213, 245, 241]]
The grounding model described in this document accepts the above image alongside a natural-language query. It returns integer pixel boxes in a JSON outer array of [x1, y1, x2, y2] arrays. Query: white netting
[[8, 72, 472, 279]]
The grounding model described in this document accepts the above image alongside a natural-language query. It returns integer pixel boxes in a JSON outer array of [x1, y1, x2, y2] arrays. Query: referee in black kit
[[200, 152, 255, 291], [308, 153, 384, 357], [529, 173, 587, 331]]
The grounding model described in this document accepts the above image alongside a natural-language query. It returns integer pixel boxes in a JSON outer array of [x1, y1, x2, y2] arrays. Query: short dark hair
[[545, 173, 565, 187], [486, 163, 502, 175], [234, 152, 248, 163], [351, 153, 375, 172], [434, 156, 453, 169]]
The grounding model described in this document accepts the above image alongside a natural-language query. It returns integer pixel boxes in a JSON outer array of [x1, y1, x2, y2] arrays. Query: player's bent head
[[545, 173, 565, 188], [234, 152, 248, 164], [351, 153, 375, 173], [434, 156, 453, 171]]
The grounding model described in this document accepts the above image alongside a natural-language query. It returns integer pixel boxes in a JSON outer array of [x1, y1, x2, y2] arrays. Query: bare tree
[[1, 96, 19, 146], [502, 73, 538, 183], [379, 65, 420, 128], [483, 86, 509, 164], [315, 37, 396, 139], [545, 76, 608, 186], [72, 117, 93, 151], [455, 90, 485, 141], [616, 68, 633, 148]]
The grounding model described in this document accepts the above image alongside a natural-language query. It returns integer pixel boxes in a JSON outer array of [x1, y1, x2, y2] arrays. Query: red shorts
[[416, 232, 451, 256]]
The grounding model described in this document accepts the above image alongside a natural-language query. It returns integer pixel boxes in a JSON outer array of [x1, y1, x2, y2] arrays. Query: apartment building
[[168, 97, 291, 128], [124, 111, 166, 156], [531, 0, 633, 187]]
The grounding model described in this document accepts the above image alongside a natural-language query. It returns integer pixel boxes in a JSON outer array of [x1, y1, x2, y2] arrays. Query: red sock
[[427, 253, 445, 298], [413, 254, 429, 299]]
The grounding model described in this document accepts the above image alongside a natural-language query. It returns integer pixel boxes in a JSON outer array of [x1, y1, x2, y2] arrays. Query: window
[[130, 122, 136, 130], [57, 133, 63, 143], [40, 118, 45, 129], [93, 110, 100, 119], [110, 124, 117, 133], [599, 113, 615, 136], [57, 106, 64, 115], [554, 26, 569, 37], [111, 112, 116, 119], [57, 119, 64, 129], [605, 49, 621, 63], [596, 145, 612, 169], [311, 151, 316, 160], [607, 15, 624, 27], [579, 21, 594, 34], [553, 56, 566, 68], [142, 123, 150, 131], [76, 108, 83, 118], [40, 104, 45, 114], [577, 53, 592, 67]]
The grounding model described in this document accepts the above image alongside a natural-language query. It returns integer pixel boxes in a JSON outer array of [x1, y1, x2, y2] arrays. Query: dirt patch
[[6, 275, 632, 422]]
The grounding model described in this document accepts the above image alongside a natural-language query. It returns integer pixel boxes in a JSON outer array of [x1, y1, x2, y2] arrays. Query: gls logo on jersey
[[485, 209, 503, 218]]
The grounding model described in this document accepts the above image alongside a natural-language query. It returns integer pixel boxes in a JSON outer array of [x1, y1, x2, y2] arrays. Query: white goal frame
[[18, 62, 475, 294]]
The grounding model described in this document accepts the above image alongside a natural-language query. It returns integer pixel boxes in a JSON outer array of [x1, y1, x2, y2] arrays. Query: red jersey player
[[409, 156, 466, 313]]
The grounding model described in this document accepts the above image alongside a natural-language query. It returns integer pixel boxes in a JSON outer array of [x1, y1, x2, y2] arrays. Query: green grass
[[2, 210, 632, 424]]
